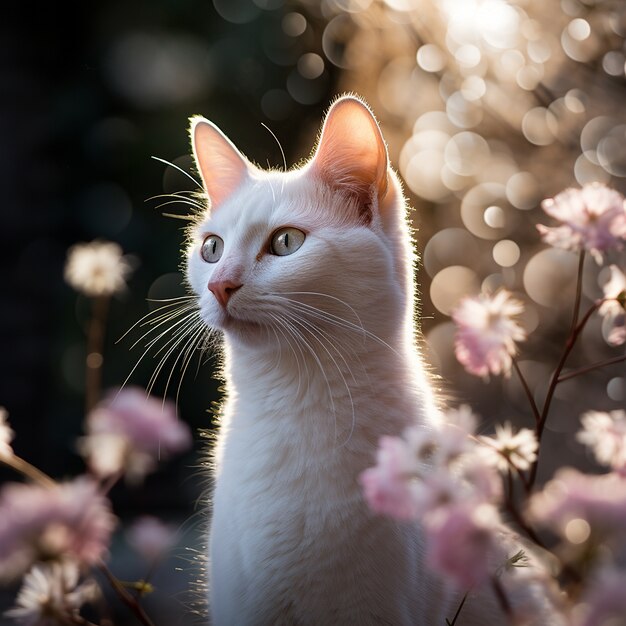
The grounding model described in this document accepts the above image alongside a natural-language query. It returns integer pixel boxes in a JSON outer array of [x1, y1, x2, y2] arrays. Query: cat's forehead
[[196, 170, 316, 235]]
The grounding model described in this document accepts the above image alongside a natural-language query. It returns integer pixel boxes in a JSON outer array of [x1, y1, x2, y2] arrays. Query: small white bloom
[[478, 422, 538, 472], [578, 410, 626, 470], [64, 240, 133, 297], [0, 407, 14, 457], [599, 265, 626, 346], [5, 562, 99, 625]]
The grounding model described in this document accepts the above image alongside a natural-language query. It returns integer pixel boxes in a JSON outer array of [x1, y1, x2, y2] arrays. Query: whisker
[[151, 156, 202, 189], [130, 307, 198, 351], [116, 300, 196, 344]]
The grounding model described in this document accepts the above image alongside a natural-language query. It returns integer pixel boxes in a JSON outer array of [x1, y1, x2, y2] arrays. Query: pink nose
[[208, 280, 242, 308]]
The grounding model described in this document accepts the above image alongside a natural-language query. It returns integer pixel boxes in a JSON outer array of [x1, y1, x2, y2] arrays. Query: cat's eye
[[200, 235, 224, 263], [270, 227, 305, 257]]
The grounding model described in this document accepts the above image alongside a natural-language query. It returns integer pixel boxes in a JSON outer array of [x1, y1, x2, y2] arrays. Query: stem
[[0, 454, 56, 488], [512, 359, 541, 425], [557, 354, 626, 383], [491, 576, 514, 621], [98, 563, 155, 626], [85, 296, 110, 415], [569, 251, 585, 334], [446, 591, 469, 626], [528, 300, 602, 489]]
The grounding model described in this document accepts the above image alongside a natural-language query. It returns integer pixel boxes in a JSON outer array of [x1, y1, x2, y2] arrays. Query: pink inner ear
[[191, 119, 249, 210], [311, 97, 389, 205]]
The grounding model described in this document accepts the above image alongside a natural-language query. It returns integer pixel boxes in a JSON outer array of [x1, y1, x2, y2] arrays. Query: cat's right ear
[[190, 116, 250, 211]]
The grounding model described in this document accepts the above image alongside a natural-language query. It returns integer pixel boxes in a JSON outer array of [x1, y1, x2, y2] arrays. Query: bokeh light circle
[[430, 266, 480, 315]]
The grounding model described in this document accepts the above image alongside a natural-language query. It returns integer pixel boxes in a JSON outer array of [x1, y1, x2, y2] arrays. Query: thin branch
[[569, 251, 585, 334], [557, 354, 626, 383], [98, 563, 155, 626], [512, 358, 541, 425], [0, 454, 57, 488], [528, 300, 602, 489]]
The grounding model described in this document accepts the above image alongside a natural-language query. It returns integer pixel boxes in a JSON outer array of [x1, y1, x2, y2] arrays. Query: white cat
[[185, 96, 559, 625]]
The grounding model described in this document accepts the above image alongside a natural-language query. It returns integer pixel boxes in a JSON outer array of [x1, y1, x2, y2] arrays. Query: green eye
[[270, 227, 305, 256], [200, 235, 224, 263]]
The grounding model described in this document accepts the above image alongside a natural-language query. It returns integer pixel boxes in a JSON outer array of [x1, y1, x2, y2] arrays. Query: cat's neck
[[221, 331, 440, 441]]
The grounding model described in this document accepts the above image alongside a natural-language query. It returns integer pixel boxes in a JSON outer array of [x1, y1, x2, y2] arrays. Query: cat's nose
[[208, 280, 243, 308]]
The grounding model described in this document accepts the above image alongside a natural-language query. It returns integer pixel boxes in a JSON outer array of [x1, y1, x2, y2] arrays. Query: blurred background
[[1, 0, 625, 623]]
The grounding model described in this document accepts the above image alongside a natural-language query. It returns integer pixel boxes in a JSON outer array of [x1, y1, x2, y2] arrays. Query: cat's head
[[185, 95, 414, 348]]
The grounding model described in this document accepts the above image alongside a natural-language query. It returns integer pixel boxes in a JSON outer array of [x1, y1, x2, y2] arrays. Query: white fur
[[185, 98, 560, 625]]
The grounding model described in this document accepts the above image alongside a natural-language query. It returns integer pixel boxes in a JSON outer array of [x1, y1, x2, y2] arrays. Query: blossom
[[577, 410, 626, 471], [126, 516, 177, 561], [425, 503, 502, 589], [80, 387, 192, 483], [0, 478, 116, 582], [64, 240, 133, 297], [452, 290, 526, 378], [478, 422, 538, 473], [599, 265, 626, 346], [360, 435, 420, 521], [0, 407, 14, 457], [4, 562, 99, 626], [537, 182, 626, 263], [528, 468, 626, 534]]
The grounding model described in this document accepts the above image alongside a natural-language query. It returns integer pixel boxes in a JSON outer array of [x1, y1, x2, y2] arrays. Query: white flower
[[5, 562, 99, 625], [578, 410, 626, 470], [64, 240, 133, 297], [478, 422, 538, 472], [0, 407, 14, 457], [599, 265, 626, 346], [452, 290, 526, 379]]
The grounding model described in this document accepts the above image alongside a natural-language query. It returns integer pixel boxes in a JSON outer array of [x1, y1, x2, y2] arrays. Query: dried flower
[[80, 387, 192, 484], [478, 422, 538, 473], [4, 562, 99, 625], [452, 290, 526, 378], [0, 478, 116, 582], [425, 503, 502, 589], [599, 265, 626, 346], [126, 516, 177, 561], [537, 182, 626, 263], [0, 407, 14, 457], [64, 240, 133, 297], [578, 410, 626, 471], [528, 468, 626, 535]]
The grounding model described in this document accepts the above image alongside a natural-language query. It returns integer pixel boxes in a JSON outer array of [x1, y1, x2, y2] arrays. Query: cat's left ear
[[190, 116, 251, 211], [310, 95, 388, 211]]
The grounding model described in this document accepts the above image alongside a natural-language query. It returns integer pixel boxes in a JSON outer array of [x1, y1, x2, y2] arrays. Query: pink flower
[[425, 503, 502, 589], [578, 410, 626, 471], [80, 387, 192, 483], [5, 562, 99, 625], [0, 407, 14, 457], [537, 182, 626, 263], [452, 290, 526, 378], [575, 566, 626, 626], [0, 478, 116, 582], [528, 468, 626, 534], [478, 422, 538, 473], [360, 435, 420, 521], [599, 265, 626, 346], [126, 516, 177, 561]]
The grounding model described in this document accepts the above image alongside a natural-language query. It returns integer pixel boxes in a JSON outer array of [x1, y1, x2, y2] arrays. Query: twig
[[528, 300, 602, 489], [98, 563, 155, 626], [557, 354, 626, 383], [512, 359, 541, 425], [569, 251, 585, 334], [0, 454, 57, 488]]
